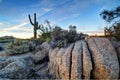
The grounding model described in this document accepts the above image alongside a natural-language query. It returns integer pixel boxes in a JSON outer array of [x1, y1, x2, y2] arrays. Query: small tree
[[100, 6, 120, 40]]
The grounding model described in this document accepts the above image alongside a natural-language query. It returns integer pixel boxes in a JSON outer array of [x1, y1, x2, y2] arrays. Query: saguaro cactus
[[28, 13, 39, 39]]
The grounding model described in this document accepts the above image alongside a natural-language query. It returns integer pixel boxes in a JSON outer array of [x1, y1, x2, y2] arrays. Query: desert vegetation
[[0, 2, 120, 79], [6, 39, 35, 55], [100, 6, 120, 40]]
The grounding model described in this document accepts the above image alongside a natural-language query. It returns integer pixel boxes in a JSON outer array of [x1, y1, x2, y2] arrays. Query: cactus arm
[[28, 14, 34, 25]]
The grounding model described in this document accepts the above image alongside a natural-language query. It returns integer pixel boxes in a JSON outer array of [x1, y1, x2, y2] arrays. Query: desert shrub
[[6, 39, 35, 55], [37, 20, 53, 44], [51, 26, 85, 48], [38, 21, 86, 48], [46, 37, 52, 43], [38, 32, 51, 44]]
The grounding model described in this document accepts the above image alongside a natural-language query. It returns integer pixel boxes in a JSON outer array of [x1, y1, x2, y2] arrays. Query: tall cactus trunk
[[28, 13, 39, 39], [34, 25, 37, 39]]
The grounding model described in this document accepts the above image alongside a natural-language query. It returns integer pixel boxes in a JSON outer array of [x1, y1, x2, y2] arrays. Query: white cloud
[[0, 23, 3, 26], [42, 8, 53, 12], [0, 22, 27, 33], [0, 31, 33, 39], [0, 22, 34, 39]]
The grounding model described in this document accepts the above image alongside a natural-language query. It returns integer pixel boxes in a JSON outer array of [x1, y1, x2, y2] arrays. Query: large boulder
[[49, 40, 93, 79], [112, 41, 120, 62], [41, 42, 51, 52], [49, 44, 74, 79], [49, 47, 59, 79], [71, 41, 92, 79], [0, 53, 34, 79], [88, 38, 119, 79], [31, 42, 51, 64], [82, 41, 93, 79], [49, 38, 119, 79], [31, 50, 49, 64], [0, 60, 30, 79]]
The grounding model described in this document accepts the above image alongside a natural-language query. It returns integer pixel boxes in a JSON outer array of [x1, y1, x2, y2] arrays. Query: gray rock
[[0, 53, 34, 79], [41, 42, 51, 52], [31, 50, 47, 63], [0, 61, 29, 79], [88, 38, 119, 79], [31, 42, 51, 63]]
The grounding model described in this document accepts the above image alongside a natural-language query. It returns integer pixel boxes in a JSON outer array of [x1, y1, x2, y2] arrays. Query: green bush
[[46, 37, 52, 43], [6, 39, 35, 55], [38, 32, 51, 44], [37, 21, 86, 48], [51, 26, 85, 48]]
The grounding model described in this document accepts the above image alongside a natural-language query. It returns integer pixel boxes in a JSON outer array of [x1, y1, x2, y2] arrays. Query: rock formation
[[88, 38, 119, 79], [0, 38, 119, 79], [49, 38, 119, 79]]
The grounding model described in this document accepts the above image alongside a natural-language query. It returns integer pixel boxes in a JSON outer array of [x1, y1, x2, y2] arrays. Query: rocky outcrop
[[0, 53, 34, 79], [31, 42, 50, 64], [71, 41, 92, 79], [41, 42, 51, 53], [82, 41, 93, 79], [49, 38, 119, 79], [0, 60, 30, 78], [49, 44, 74, 79], [0, 38, 119, 79], [31, 50, 49, 64], [49, 40, 93, 79], [112, 41, 120, 61], [88, 38, 119, 79], [49, 48, 59, 78]]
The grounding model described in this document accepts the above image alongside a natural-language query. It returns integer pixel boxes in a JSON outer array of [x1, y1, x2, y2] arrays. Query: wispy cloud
[[0, 22, 27, 33], [0, 22, 33, 38], [0, 22, 3, 26], [0, 31, 33, 39], [42, 8, 53, 12]]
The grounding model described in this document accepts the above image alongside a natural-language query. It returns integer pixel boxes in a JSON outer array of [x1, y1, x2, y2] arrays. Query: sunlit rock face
[[49, 38, 119, 79], [88, 38, 119, 79], [49, 40, 93, 79], [0, 38, 119, 79]]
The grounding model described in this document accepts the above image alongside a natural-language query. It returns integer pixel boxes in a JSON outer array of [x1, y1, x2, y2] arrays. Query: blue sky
[[0, 0, 120, 38]]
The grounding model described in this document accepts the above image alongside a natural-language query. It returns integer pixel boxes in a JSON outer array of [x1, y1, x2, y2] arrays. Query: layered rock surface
[[88, 38, 119, 79], [49, 38, 119, 79], [49, 40, 93, 79], [0, 38, 119, 79]]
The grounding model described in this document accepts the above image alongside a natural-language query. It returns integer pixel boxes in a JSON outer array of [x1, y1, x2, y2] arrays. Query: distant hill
[[0, 36, 16, 43]]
